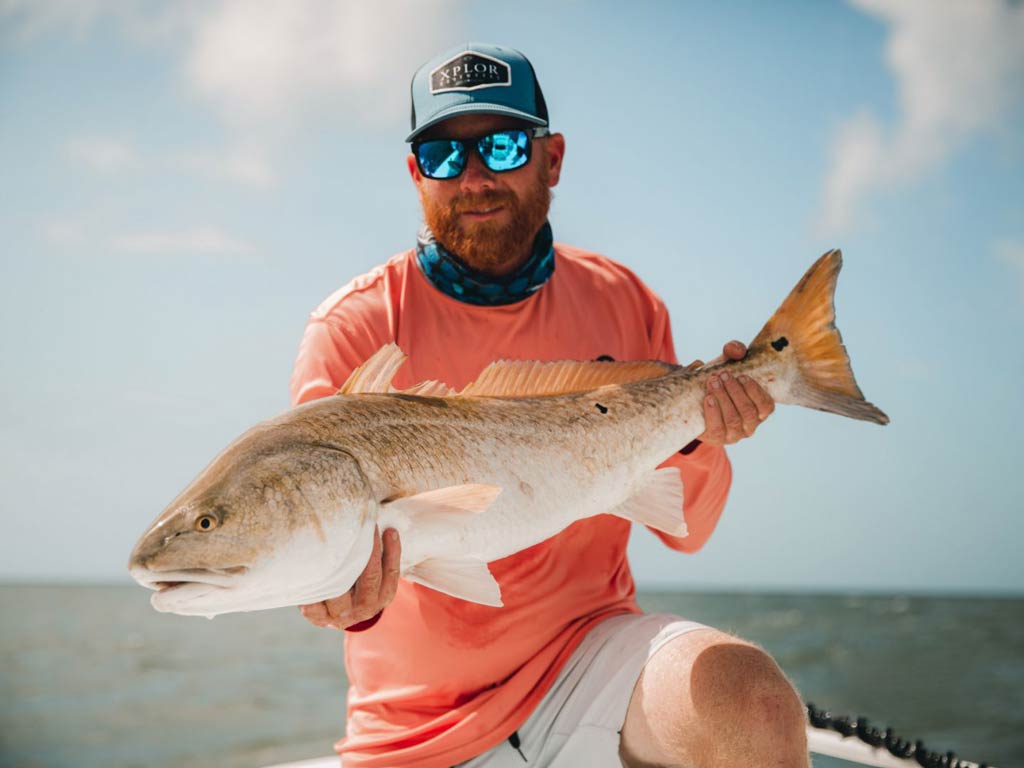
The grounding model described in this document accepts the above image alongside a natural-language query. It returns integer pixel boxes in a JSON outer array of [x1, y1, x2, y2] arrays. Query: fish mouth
[[131, 565, 249, 592]]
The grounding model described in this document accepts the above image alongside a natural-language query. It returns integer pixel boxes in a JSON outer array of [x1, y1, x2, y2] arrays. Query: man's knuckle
[[327, 598, 350, 617]]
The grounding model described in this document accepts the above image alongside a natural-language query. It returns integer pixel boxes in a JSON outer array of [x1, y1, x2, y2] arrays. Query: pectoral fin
[[382, 484, 502, 526], [610, 466, 687, 537], [405, 557, 503, 606]]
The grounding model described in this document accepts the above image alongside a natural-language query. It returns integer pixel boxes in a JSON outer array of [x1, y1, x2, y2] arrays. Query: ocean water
[[1, 586, 1020, 768]]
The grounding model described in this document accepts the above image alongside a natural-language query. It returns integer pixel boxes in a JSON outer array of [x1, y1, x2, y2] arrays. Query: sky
[[1, 0, 1022, 594]]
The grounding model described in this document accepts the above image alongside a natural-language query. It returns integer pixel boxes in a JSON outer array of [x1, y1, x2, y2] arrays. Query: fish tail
[[749, 250, 889, 425]]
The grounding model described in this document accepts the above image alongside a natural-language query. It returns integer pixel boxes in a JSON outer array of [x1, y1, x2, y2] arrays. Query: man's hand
[[693, 340, 775, 446], [299, 526, 401, 630]]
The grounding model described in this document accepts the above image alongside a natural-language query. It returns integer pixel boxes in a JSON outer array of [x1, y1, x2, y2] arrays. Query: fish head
[[129, 422, 378, 617]]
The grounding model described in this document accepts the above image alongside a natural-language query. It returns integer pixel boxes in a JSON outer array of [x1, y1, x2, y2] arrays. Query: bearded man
[[290, 43, 808, 768]]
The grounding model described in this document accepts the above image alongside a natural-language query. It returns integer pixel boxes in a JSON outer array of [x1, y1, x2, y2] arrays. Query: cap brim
[[406, 104, 547, 142]]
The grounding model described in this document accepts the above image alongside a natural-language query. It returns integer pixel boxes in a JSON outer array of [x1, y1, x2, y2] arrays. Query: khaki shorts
[[455, 613, 710, 768]]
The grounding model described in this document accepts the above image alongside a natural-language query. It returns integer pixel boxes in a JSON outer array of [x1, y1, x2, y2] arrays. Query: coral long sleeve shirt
[[289, 243, 732, 768]]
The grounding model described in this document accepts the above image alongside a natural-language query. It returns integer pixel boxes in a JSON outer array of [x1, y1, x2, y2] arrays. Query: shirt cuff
[[679, 439, 702, 456], [345, 611, 383, 632]]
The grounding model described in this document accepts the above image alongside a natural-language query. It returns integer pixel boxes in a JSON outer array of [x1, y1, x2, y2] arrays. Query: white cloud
[[0, 0, 194, 45], [40, 213, 93, 249], [183, 0, 458, 131], [1, 0, 119, 39], [67, 137, 143, 173], [40, 211, 258, 261], [8, 0, 462, 184], [820, 0, 1024, 235], [111, 227, 257, 258], [170, 144, 274, 189], [66, 136, 274, 188]]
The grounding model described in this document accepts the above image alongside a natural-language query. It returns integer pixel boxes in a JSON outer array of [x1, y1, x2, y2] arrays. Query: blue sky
[[1, 0, 1022, 594]]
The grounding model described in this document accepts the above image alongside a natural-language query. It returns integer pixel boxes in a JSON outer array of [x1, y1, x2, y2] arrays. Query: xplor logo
[[430, 52, 511, 93]]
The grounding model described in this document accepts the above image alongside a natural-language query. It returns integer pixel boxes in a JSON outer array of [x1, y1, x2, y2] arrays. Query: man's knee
[[690, 641, 807, 750], [621, 631, 808, 767]]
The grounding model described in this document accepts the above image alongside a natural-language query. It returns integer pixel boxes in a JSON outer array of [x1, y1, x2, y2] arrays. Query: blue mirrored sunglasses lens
[[479, 130, 530, 172], [417, 140, 466, 179]]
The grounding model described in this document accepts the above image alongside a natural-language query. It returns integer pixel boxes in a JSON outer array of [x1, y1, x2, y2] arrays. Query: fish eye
[[194, 514, 219, 532]]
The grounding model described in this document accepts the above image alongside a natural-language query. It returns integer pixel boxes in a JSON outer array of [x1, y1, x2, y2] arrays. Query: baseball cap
[[407, 43, 549, 142]]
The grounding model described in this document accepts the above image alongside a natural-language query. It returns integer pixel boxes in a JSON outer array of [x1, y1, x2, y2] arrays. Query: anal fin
[[405, 557, 503, 607], [610, 466, 687, 537]]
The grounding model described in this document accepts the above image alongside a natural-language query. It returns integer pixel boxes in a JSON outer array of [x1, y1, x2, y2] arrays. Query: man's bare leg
[[619, 629, 810, 768]]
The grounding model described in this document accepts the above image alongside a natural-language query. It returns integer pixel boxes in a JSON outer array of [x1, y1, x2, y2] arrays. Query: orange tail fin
[[749, 250, 889, 425]]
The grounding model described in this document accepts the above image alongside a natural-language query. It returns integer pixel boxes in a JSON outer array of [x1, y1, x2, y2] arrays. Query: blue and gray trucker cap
[[407, 43, 549, 142]]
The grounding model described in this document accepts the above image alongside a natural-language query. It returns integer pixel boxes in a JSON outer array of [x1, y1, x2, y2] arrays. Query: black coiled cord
[[806, 703, 989, 768]]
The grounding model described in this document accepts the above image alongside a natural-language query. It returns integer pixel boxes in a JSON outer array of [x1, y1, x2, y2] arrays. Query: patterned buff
[[415, 221, 555, 306]]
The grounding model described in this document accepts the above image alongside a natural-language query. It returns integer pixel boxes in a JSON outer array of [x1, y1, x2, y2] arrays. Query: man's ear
[[544, 133, 566, 188], [407, 153, 422, 184]]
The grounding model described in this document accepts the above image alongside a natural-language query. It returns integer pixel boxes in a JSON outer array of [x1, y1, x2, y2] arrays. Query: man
[[290, 43, 808, 768]]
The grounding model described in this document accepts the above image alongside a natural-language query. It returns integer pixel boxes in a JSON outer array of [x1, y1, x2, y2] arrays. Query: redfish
[[129, 250, 887, 617]]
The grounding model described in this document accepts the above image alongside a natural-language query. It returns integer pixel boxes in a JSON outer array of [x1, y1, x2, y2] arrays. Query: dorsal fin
[[339, 344, 675, 400], [338, 343, 407, 394], [338, 343, 457, 397], [403, 379, 457, 397], [460, 359, 676, 398]]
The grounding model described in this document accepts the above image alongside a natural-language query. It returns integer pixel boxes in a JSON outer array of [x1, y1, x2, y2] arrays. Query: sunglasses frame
[[413, 127, 551, 180]]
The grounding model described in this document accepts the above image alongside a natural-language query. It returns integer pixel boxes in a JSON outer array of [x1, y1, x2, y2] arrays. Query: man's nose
[[458, 149, 496, 193]]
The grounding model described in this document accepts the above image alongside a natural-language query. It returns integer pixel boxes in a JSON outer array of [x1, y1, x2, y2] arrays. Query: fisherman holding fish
[[289, 44, 805, 768], [131, 40, 886, 767]]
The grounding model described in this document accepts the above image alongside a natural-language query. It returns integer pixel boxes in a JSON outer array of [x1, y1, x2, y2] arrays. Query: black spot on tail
[[594, 403, 608, 414], [771, 336, 789, 352]]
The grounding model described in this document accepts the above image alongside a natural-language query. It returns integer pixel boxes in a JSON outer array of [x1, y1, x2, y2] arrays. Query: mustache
[[451, 191, 516, 214]]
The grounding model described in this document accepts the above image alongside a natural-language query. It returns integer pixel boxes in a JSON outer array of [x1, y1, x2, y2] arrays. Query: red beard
[[420, 162, 551, 274]]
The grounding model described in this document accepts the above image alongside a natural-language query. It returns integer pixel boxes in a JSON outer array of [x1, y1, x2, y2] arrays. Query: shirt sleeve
[[290, 299, 392, 407], [648, 297, 732, 553], [291, 319, 355, 405]]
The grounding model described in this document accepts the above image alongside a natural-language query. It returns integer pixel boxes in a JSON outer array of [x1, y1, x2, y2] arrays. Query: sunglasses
[[414, 127, 550, 180]]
